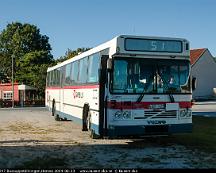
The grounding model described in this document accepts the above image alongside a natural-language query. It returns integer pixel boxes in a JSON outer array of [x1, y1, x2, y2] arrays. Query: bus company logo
[[73, 90, 84, 99]]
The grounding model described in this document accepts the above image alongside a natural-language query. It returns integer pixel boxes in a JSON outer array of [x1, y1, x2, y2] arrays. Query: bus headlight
[[123, 111, 131, 119], [186, 110, 192, 117], [180, 109, 191, 118], [180, 110, 187, 117], [114, 111, 122, 119], [114, 111, 131, 120]]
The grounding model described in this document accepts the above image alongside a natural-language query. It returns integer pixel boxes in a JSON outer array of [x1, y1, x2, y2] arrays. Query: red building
[[0, 82, 19, 102], [0, 82, 38, 107]]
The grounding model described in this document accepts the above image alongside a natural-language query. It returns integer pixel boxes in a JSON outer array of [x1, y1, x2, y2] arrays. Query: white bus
[[46, 35, 195, 138]]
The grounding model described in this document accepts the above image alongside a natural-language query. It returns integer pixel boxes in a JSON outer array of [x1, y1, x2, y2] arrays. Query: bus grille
[[134, 110, 177, 119]]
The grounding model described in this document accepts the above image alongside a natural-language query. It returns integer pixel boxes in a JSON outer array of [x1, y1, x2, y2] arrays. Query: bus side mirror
[[107, 58, 112, 72], [192, 77, 197, 91]]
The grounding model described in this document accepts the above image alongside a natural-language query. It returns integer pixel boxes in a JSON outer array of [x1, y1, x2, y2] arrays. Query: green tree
[[0, 22, 54, 97], [56, 47, 91, 63]]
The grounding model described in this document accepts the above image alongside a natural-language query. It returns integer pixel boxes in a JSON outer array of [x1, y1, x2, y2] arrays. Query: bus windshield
[[111, 58, 190, 94]]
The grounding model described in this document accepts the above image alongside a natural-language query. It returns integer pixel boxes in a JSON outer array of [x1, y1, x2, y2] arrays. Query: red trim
[[46, 86, 61, 90], [64, 85, 99, 89], [179, 102, 192, 108], [107, 101, 192, 109], [46, 85, 99, 90]]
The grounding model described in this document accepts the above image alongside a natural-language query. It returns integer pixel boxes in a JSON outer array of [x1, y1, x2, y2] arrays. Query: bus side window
[[54, 68, 61, 87], [49, 71, 52, 86], [65, 63, 72, 86], [88, 53, 100, 83], [79, 57, 88, 84], [71, 61, 79, 85], [53, 70, 57, 86], [46, 72, 50, 87]]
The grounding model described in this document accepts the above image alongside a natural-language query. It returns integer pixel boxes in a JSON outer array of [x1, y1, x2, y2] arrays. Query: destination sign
[[125, 38, 182, 53]]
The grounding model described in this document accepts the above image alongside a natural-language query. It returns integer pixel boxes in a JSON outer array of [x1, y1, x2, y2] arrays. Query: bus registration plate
[[149, 104, 164, 110]]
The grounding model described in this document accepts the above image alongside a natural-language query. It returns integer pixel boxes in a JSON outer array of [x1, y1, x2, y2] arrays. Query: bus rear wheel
[[52, 100, 61, 121], [52, 100, 55, 116], [54, 114, 61, 121]]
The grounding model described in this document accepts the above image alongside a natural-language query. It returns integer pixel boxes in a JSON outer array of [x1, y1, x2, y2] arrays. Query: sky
[[0, 0, 216, 58]]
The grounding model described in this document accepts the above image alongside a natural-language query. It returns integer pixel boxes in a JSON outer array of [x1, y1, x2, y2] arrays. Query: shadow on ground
[[0, 136, 215, 169]]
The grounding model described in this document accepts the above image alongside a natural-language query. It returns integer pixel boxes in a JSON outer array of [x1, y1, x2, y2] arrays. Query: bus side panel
[[60, 87, 100, 134], [46, 88, 61, 112]]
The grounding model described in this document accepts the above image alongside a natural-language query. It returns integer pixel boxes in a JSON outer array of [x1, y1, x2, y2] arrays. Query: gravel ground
[[0, 107, 215, 169]]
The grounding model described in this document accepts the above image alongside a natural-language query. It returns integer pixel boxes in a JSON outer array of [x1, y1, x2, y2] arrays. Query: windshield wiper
[[161, 80, 175, 103], [137, 89, 145, 102], [168, 93, 175, 102], [136, 75, 154, 102]]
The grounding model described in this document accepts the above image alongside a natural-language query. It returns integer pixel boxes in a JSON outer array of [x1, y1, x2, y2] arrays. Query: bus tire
[[82, 104, 89, 131], [90, 129, 100, 139], [52, 100, 56, 116], [88, 112, 100, 139], [54, 114, 61, 121]]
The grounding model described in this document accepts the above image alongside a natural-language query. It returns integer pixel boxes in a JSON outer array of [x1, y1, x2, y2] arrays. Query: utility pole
[[12, 54, 14, 108]]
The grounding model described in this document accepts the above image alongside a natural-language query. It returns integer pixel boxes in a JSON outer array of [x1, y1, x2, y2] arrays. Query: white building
[[190, 48, 216, 99]]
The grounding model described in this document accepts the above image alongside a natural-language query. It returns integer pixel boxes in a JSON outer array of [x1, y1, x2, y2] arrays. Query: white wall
[[191, 50, 216, 99]]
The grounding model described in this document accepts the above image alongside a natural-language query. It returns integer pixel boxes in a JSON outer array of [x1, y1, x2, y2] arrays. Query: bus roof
[[47, 36, 118, 72], [48, 35, 189, 72]]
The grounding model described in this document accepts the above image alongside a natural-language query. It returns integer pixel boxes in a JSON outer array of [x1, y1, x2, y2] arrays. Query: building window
[[3, 91, 13, 100]]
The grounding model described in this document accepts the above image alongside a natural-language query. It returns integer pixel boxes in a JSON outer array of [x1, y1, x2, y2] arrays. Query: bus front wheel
[[82, 104, 89, 131], [88, 112, 100, 139]]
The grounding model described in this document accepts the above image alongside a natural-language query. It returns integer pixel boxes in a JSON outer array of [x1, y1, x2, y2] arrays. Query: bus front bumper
[[107, 123, 192, 137]]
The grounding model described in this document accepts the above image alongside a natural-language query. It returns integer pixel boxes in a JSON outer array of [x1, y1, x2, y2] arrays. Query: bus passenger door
[[99, 55, 109, 137]]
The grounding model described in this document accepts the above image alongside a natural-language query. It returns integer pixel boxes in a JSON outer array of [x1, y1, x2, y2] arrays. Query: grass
[[169, 116, 216, 152]]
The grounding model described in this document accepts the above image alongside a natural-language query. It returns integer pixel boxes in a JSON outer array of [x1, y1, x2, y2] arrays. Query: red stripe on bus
[[46, 87, 62, 90], [63, 85, 99, 89], [107, 101, 192, 109], [46, 85, 99, 90]]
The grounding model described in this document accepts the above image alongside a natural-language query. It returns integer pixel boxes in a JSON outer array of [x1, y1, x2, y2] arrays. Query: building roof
[[0, 82, 19, 86], [190, 48, 207, 65], [18, 84, 37, 90]]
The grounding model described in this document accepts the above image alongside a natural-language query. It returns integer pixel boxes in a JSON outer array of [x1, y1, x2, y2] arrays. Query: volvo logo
[[147, 120, 166, 125]]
